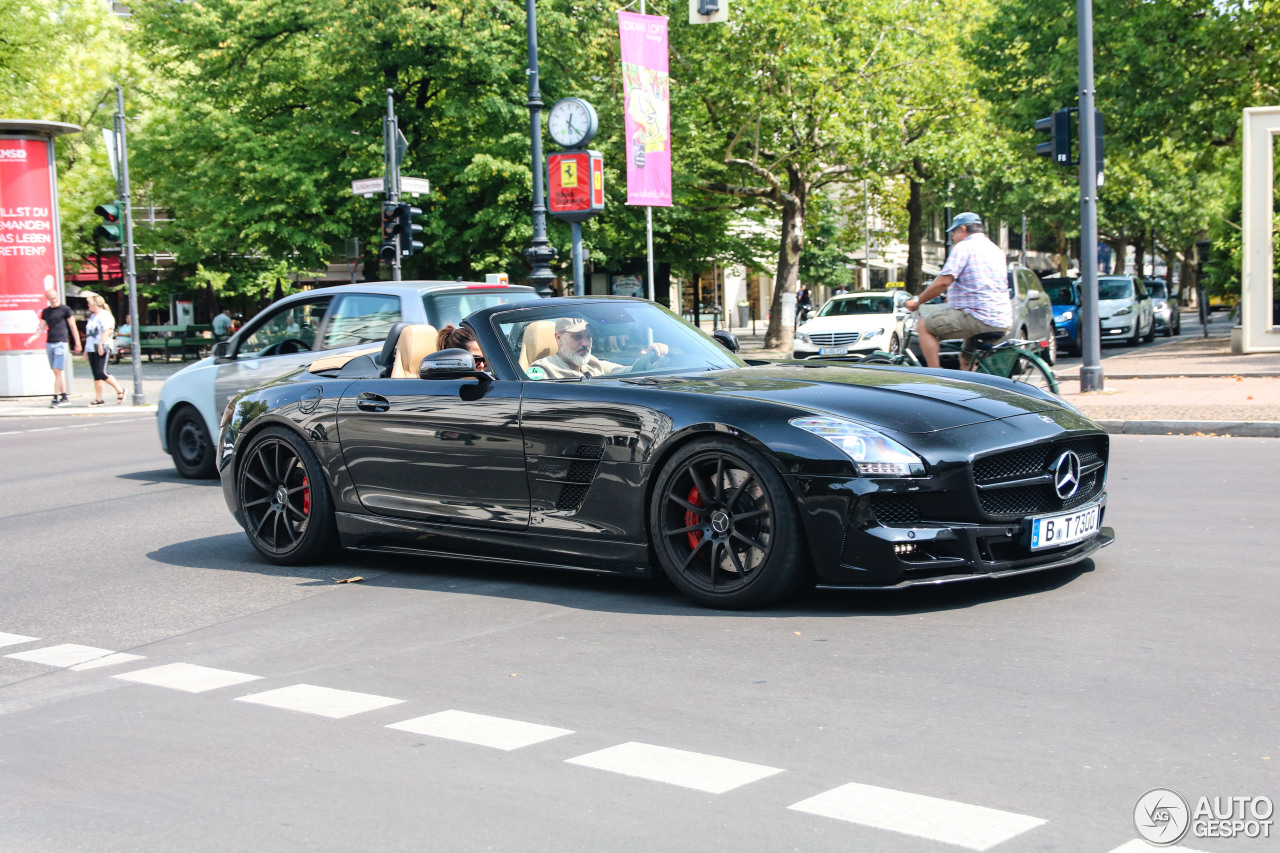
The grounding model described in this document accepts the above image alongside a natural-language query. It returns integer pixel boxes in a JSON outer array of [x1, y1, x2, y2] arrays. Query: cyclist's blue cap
[[946, 212, 982, 232]]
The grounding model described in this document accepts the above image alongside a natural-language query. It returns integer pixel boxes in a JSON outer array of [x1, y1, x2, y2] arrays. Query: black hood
[[625, 362, 1063, 434]]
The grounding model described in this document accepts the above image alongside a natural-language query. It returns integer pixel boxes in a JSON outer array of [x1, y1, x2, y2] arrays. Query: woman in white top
[[84, 294, 126, 404]]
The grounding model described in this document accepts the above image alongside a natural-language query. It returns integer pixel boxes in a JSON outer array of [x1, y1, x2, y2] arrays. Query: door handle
[[356, 392, 390, 413]]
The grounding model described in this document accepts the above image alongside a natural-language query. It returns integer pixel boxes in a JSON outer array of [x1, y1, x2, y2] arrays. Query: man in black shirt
[[24, 288, 82, 407]]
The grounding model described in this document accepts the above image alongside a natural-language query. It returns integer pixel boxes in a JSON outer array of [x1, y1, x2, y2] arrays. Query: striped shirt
[[939, 232, 1012, 328]]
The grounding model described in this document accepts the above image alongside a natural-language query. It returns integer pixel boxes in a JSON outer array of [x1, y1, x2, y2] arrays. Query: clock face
[[548, 98, 597, 149]]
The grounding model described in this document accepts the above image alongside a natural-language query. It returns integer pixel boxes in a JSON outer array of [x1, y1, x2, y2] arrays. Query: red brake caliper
[[684, 487, 703, 550], [301, 476, 311, 516]]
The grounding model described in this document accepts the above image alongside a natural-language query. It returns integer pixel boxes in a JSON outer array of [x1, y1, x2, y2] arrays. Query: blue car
[[1042, 277, 1081, 357]]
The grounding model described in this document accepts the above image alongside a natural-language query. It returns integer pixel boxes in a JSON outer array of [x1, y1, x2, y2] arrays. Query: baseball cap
[[555, 317, 589, 333], [946, 212, 982, 232]]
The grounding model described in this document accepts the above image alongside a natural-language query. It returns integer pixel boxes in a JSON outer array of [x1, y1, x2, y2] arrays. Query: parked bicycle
[[857, 315, 1059, 394]]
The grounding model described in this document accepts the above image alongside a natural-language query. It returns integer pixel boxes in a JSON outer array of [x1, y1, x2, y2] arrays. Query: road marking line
[[565, 742, 784, 794], [6, 644, 122, 668], [0, 632, 39, 648], [235, 684, 405, 719], [27, 427, 62, 432], [70, 652, 146, 670], [113, 663, 262, 693], [1105, 841, 1211, 853], [787, 782, 1046, 851], [387, 710, 573, 750]]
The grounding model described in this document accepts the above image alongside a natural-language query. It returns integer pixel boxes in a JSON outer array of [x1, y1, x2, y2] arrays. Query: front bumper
[[1100, 319, 1135, 339]]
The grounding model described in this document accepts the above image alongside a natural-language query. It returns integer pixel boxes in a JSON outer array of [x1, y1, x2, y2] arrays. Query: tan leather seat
[[390, 324, 439, 378], [520, 320, 557, 371], [308, 344, 382, 374]]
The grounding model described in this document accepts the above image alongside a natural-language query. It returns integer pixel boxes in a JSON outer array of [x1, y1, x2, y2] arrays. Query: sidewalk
[[0, 354, 179, 418]]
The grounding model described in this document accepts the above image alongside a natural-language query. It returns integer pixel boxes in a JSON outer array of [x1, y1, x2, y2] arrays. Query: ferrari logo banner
[[618, 11, 672, 207]]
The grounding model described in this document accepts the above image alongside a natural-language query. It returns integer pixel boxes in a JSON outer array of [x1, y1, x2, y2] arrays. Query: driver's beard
[[562, 347, 590, 368]]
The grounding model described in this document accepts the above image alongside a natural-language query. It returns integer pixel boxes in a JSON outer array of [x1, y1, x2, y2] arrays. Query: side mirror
[[712, 329, 740, 353], [419, 348, 490, 380], [212, 341, 232, 360], [1028, 290, 1043, 300]]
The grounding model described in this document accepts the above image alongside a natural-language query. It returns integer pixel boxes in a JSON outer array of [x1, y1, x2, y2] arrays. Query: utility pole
[[523, 0, 557, 297], [384, 90, 402, 282], [1077, 0, 1104, 392], [115, 86, 144, 405]]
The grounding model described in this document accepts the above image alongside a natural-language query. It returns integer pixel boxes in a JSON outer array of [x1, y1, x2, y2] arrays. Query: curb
[[1096, 419, 1280, 437], [1057, 372, 1280, 381], [0, 405, 157, 419]]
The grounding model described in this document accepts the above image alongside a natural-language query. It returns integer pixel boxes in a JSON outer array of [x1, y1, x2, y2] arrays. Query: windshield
[[424, 288, 539, 327], [1043, 280, 1079, 306], [817, 294, 897, 317], [489, 300, 745, 380], [1145, 281, 1168, 299], [1098, 277, 1135, 300]]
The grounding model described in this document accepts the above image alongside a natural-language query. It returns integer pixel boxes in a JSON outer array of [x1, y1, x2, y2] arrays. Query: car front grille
[[973, 436, 1107, 518], [808, 332, 862, 347]]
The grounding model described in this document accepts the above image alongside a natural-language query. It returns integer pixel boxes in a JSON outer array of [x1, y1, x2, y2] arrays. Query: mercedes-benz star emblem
[[710, 510, 731, 534], [1051, 451, 1082, 499]]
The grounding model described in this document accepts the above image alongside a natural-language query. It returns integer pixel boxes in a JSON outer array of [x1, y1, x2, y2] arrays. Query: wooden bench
[[114, 325, 184, 363], [164, 324, 215, 361]]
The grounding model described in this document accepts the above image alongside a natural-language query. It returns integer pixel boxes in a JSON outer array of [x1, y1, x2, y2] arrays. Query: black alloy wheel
[[650, 438, 806, 609], [236, 427, 336, 564], [168, 408, 216, 479]]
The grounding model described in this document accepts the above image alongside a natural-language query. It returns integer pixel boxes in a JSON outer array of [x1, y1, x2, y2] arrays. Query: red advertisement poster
[[549, 151, 591, 214], [0, 137, 59, 352]]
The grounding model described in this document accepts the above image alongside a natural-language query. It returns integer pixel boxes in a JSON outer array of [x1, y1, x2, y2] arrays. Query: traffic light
[[697, 0, 719, 14], [1035, 109, 1071, 165], [398, 203, 423, 256], [93, 201, 122, 244], [1093, 109, 1105, 176], [379, 202, 398, 264]]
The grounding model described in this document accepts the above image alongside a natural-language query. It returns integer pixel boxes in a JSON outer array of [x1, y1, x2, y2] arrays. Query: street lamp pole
[[1077, 0, 1104, 392], [523, 0, 557, 297]]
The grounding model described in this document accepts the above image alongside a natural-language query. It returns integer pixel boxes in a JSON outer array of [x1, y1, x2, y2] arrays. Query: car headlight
[[1113, 305, 1132, 316], [863, 328, 885, 338], [790, 416, 926, 477], [795, 332, 810, 343], [1059, 311, 1074, 321]]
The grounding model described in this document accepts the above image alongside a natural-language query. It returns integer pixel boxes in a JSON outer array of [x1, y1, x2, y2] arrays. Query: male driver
[[212, 308, 234, 339], [530, 317, 667, 379], [24, 288, 82, 407], [904, 212, 1011, 369]]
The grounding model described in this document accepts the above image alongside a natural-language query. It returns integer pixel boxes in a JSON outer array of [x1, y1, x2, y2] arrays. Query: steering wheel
[[261, 338, 311, 357]]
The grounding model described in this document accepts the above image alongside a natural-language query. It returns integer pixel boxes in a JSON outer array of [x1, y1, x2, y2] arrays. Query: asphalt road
[[1, 416, 1276, 853]]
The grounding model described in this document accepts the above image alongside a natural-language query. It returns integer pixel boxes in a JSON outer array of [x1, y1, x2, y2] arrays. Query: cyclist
[[904, 212, 1011, 369]]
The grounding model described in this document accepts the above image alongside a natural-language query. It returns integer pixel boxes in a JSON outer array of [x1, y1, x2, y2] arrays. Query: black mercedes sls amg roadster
[[218, 297, 1113, 609]]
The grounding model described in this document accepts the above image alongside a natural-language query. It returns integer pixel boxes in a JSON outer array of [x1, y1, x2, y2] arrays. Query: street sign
[[400, 176, 430, 196], [351, 177, 384, 196]]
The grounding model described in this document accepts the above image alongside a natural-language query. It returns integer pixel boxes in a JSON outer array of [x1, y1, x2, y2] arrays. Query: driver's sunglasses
[[473, 356, 488, 368]]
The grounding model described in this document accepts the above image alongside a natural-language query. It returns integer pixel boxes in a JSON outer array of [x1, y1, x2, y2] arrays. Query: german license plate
[[1030, 502, 1101, 550], [819, 346, 848, 356]]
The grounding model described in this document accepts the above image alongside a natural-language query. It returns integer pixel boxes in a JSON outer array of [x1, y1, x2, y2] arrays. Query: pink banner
[[618, 11, 671, 207], [0, 137, 59, 352]]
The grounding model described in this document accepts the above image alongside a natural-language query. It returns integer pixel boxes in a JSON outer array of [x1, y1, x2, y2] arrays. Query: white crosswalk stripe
[[565, 741, 783, 794], [5, 643, 136, 668], [0, 632, 39, 648], [113, 663, 262, 693], [235, 684, 404, 718], [387, 710, 573, 750], [788, 782, 1047, 851]]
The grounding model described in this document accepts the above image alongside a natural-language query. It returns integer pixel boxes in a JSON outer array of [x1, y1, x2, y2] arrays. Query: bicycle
[[857, 315, 1059, 394]]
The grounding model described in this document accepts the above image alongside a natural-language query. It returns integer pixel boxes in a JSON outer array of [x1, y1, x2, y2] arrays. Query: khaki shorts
[[920, 307, 1006, 342]]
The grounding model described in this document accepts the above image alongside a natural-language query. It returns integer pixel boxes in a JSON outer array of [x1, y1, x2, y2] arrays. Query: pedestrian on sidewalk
[[23, 288, 82, 407], [84, 293, 126, 405], [213, 307, 233, 340]]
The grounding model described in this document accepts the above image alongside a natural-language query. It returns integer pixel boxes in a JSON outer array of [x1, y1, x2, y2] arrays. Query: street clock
[[547, 97, 598, 149]]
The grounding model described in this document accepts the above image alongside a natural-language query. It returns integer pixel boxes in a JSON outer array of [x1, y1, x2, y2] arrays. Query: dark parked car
[[218, 298, 1113, 609]]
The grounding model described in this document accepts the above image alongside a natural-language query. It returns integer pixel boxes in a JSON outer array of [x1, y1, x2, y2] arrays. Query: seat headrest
[[520, 320, 558, 370], [377, 321, 411, 375], [390, 324, 439, 378]]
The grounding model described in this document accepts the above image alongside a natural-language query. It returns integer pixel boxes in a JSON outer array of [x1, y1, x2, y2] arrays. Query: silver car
[[157, 281, 538, 477]]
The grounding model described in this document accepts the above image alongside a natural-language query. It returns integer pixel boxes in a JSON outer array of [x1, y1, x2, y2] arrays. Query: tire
[[1172, 314, 1181, 336], [1127, 322, 1140, 346], [1142, 318, 1155, 343], [236, 426, 337, 565], [168, 407, 217, 479], [1043, 332, 1058, 366], [888, 333, 900, 353], [649, 438, 808, 609], [858, 355, 898, 365], [1008, 352, 1058, 394]]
